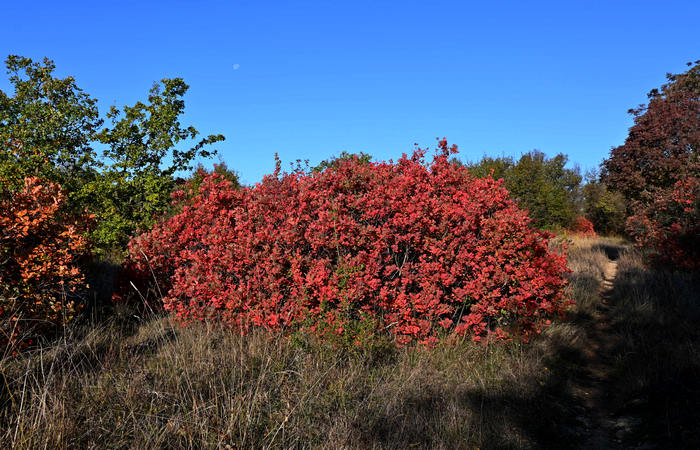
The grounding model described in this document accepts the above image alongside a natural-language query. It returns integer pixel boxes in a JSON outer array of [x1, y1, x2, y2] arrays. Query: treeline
[[1, 55, 698, 351], [459, 151, 622, 233]]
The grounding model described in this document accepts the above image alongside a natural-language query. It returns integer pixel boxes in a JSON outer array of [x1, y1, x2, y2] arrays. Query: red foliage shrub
[[626, 177, 699, 271], [570, 216, 596, 237], [0, 178, 90, 350], [119, 141, 570, 344]]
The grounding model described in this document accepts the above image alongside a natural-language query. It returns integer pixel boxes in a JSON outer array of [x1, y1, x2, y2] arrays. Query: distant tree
[[312, 151, 372, 173], [466, 151, 582, 230], [463, 155, 514, 180], [507, 151, 581, 230], [602, 60, 700, 206], [582, 169, 626, 235]]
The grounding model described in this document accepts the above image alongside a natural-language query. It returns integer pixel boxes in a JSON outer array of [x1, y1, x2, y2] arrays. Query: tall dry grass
[[600, 246, 700, 447], [1, 236, 696, 448], [0, 314, 569, 448]]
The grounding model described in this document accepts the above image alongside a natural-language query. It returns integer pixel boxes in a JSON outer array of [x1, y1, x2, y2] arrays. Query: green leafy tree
[[0, 56, 101, 208], [465, 151, 582, 229], [463, 155, 514, 180], [91, 78, 225, 252], [582, 169, 626, 235], [1, 56, 227, 255], [506, 151, 582, 229]]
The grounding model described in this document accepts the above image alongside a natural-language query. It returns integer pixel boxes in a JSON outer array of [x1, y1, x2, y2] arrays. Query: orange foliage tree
[[0, 177, 90, 351]]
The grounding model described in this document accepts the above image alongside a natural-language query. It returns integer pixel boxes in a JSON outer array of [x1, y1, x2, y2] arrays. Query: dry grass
[[600, 247, 700, 447], [1, 236, 697, 448], [0, 316, 563, 448]]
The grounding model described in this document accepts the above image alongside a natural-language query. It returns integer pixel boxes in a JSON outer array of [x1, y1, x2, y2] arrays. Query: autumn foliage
[[626, 177, 699, 271], [0, 178, 90, 348], [603, 63, 699, 206], [603, 61, 699, 269], [570, 216, 596, 237], [117, 141, 570, 345]]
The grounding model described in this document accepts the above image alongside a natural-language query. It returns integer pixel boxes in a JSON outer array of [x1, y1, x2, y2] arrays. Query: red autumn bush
[[0, 178, 90, 350], [119, 140, 570, 345], [570, 216, 596, 237], [626, 177, 699, 271]]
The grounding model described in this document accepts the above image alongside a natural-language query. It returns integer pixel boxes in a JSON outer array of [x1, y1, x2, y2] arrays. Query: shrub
[[118, 140, 570, 345], [570, 216, 596, 237], [0, 178, 90, 350], [626, 177, 699, 271]]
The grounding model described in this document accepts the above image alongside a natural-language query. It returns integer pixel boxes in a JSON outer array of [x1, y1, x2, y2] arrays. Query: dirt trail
[[575, 257, 623, 449], [601, 260, 618, 294]]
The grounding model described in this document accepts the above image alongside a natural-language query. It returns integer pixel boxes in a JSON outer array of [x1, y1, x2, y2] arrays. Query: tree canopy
[[464, 150, 582, 230], [90, 78, 225, 251], [0, 56, 101, 203], [602, 60, 700, 206], [602, 61, 699, 268], [0, 55, 225, 254], [312, 151, 372, 173], [582, 169, 626, 235]]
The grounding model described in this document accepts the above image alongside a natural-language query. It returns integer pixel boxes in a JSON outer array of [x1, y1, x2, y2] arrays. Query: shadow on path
[[446, 242, 700, 449]]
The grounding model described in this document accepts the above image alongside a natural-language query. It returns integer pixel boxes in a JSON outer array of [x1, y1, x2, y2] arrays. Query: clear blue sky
[[2, 0, 699, 184]]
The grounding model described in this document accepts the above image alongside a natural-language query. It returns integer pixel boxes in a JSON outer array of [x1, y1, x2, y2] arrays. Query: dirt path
[[575, 257, 623, 449]]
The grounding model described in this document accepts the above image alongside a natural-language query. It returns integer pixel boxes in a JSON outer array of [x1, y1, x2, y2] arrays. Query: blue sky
[[2, 0, 699, 184]]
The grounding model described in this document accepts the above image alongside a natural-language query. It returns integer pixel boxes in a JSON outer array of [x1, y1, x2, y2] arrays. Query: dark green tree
[[507, 151, 581, 229]]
